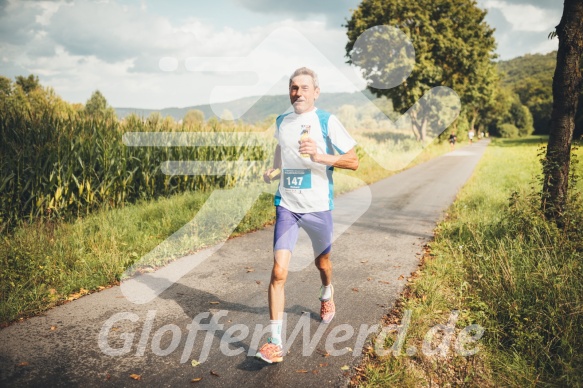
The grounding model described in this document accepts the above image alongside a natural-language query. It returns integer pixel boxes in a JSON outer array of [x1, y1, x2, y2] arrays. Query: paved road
[[0, 140, 489, 387]]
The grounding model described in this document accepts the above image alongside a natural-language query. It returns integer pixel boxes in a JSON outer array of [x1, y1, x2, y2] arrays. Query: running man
[[256, 67, 359, 363]]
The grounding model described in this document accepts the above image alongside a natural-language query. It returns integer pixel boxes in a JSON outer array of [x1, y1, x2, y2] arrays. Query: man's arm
[[299, 138, 359, 171], [263, 145, 282, 183]]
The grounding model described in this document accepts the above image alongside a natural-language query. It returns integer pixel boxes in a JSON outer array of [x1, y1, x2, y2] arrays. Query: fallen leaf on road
[[191, 360, 200, 367], [191, 377, 203, 383], [296, 370, 308, 373], [255, 280, 261, 285], [210, 370, 219, 377], [352, 288, 359, 292], [346, 347, 352, 352], [340, 365, 350, 371], [316, 349, 330, 357], [246, 269, 255, 273], [398, 275, 405, 280], [16, 362, 29, 367], [67, 288, 89, 301], [209, 301, 220, 305], [129, 374, 141, 380], [319, 362, 329, 367], [378, 280, 390, 284], [312, 370, 319, 374], [367, 277, 372, 281], [50, 326, 57, 331], [360, 260, 368, 263]]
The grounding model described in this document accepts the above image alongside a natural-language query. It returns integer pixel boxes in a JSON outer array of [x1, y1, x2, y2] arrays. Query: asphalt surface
[[0, 140, 489, 387]]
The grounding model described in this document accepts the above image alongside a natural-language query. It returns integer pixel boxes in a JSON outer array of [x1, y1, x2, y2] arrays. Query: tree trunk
[[542, 0, 583, 223], [420, 116, 427, 143], [410, 110, 421, 141], [469, 108, 478, 132]]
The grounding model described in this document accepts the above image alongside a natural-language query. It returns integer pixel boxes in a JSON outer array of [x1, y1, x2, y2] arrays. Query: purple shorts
[[274, 206, 333, 256]]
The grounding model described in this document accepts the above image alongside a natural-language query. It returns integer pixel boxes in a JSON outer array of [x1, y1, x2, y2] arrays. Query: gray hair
[[289, 67, 319, 89]]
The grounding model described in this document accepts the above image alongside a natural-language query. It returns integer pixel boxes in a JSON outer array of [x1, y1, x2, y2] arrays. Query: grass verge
[[351, 137, 583, 386]]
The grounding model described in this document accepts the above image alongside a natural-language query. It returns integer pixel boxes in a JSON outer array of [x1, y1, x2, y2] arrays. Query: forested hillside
[[498, 51, 583, 137], [115, 89, 378, 124]]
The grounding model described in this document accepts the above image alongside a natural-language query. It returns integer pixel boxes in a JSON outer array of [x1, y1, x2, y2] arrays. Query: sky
[[0, 0, 561, 110]]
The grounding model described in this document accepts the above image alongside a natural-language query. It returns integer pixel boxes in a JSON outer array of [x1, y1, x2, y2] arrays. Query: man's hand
[[298, 137, 318, 161], [263, 168, 280, 183]]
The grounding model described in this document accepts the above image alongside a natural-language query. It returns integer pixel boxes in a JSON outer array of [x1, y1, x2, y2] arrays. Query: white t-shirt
[[274, 108, 356, 213]]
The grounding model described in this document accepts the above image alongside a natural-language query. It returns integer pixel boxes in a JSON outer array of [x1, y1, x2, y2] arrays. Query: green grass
[[0, 135, 453, 325], [352, 137, 583, 387]]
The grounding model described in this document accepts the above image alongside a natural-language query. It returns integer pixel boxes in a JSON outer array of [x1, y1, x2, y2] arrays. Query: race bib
[[283, 169, 312, 189]]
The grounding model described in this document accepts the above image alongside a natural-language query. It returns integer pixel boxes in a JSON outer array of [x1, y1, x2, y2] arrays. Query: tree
[[542, 0, 583, 223], [345, 0, 497, 141], [85, 90, 115, 119], [15, 74, 40, 94], [0, 76, 11, 96], [183, 109, 205, 128], [509, 101, 534, 137], [498, 51, 557, 134], [85, 90, 107, 116]]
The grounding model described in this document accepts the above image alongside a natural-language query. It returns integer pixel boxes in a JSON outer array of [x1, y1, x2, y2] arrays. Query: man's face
[[289, 75, 320, 114]]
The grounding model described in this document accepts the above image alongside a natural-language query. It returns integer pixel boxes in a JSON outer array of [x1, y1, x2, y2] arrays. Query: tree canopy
[[85, 90, 115, 118], [345, 0, 498, 140], [15, 74, 40, 94], [498, 52, 556, 134]]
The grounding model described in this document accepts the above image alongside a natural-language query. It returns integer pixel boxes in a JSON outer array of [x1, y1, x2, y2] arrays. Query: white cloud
[[483, 0, 559, 32], [0, 0, 364, 109]]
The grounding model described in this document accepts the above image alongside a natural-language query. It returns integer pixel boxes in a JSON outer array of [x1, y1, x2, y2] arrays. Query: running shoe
[[320, 285, 335, 323], [255, 337, 283, 363]]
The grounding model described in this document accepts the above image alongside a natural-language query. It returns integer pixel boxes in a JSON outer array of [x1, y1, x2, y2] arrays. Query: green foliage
[[498, 123, 519, 138], [15, 74, 40, 94], [497, 51, 583, 135], [183, 109, 205, 128], [0, 77, 270, 230], [435, 139, 583, 385], [85, 89, 116, 118], [357, 138, 583, 386], [0, 76, 11, 96], [509, 101, 534, 136], [345, 0, 498, 139]]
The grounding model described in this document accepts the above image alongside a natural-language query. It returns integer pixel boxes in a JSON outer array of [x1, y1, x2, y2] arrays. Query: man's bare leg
[[315, 252, 335, 323], [269, 249, 291, 320], [315, 252, 332, 287]]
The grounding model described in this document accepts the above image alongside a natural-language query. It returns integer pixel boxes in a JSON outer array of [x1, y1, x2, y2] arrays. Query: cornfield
[[0, 95, 272, 230]]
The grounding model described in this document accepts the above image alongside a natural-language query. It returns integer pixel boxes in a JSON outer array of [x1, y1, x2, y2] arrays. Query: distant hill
[[498, 51, 556, 88], [497, 51, 557, 134], [497, 51, 583, 137], [115, 90, 377, 124]]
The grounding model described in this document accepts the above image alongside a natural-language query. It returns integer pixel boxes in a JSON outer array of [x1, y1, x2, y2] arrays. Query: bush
[[498, 123, 519, 138]]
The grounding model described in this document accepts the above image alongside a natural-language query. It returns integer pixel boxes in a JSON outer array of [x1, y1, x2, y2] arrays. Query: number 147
[[286, 176, 303, 186]]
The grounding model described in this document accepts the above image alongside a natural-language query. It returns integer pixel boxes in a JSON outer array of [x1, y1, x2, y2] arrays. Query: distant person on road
[[257, 67, 359, 363], [448, 132, 457, 150], [468, 129, 475, 145]]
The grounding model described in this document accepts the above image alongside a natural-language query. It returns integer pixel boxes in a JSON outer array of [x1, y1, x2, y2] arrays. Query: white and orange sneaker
[[255, 337, 283, 364], [320, 285, 335, 323]]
